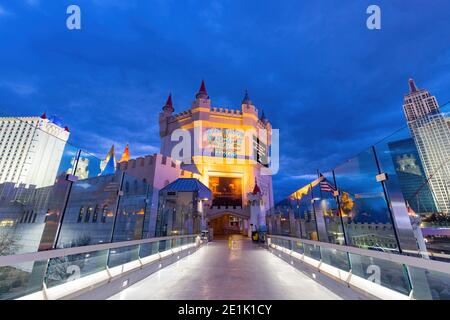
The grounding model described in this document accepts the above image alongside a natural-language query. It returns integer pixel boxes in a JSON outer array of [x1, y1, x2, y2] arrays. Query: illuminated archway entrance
[[207, 212, 249, 238]]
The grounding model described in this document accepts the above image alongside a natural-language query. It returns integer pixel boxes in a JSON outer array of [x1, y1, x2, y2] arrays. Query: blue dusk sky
[[0, 1, 449, 201]]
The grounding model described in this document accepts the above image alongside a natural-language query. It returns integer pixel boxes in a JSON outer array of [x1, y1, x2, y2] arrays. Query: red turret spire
[[40, 112, 47, 119], [252, 178, 261, 195], [162, 93, 174, 112], [196, 80, 209, 99]]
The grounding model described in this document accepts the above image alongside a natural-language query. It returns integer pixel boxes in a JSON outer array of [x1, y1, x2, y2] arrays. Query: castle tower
[[159, 93, 174, 137], [241, 90, 258, 127], [191, 80, 211, 121], [247, 179, 266, 236]]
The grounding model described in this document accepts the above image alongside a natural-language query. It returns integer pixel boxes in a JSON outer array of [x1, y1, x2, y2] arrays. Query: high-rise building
[[403, 79, 450, 214], [0, 113, 70, 188], [388, 138, 437, 214]]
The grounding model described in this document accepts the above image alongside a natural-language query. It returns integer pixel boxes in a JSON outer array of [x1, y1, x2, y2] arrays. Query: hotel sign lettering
[[253, 135, 269, 166], [205, 128, 244, 158]]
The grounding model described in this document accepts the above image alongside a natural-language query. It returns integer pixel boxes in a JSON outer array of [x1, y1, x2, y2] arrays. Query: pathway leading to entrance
[[109, 235, 363, 300]]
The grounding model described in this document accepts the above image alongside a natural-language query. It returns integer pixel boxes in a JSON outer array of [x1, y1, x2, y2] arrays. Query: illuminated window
[[85, 207, 93, 223], [77, 207, 84, 223], [209, 177, 242, 207], [92, 205, 99, 223], [101, 205, 108, 223]]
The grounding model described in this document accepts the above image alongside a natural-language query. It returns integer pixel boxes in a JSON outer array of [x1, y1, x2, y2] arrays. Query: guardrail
[[0, 234, 200, 300], [267, 235, 450, 300]]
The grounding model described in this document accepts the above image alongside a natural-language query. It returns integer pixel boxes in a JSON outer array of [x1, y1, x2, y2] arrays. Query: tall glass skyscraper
[[403, 79, 450, 214], [388, 138, 437, 213]]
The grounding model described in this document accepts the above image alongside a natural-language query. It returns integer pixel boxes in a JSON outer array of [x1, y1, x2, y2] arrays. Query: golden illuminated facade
[[159, 81, 274, 233]]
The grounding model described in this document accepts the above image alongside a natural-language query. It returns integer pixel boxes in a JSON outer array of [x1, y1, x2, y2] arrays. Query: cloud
[[0, 81, 37, 96], [25, 0, 40, 7], [133, 143, 159, 156], [289, 174, 318, 180]]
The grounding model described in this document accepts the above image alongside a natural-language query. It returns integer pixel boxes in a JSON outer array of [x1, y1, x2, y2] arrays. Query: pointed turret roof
[[242, 89, 252, 104], [163, 93, 174, 112], [260, 110, 266, 121], [195, 80, 209, 99], [252, 178, 261, 195], [409, 78, 418, 93], [119, 144, 130, 163], [40, 112, 47, 119]]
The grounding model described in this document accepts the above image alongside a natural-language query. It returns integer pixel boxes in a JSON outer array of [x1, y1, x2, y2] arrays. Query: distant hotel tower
[[403, 79, 450, 214], [159, 81, 274, 233], [0, 113, 69, 188]]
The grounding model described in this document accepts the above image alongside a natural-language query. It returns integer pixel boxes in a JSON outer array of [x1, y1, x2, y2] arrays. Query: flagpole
[[332, 170, 349, 246]]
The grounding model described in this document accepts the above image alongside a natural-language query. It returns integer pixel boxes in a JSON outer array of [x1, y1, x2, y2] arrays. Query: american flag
[[320, 178, 336, 193]]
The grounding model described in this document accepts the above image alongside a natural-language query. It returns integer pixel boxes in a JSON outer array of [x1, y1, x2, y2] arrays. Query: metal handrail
[[267, 234, 450, 275], [0, 234, 199, 266]]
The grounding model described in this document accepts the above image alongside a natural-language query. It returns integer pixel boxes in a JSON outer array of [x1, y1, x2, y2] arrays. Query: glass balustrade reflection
[[0, 116, 80, 255], [139, 241, 159, 258], [320, 171, 346, 245], [333, 148, 400, 252], [0, 235, 197, 299], [408, 266, 450, 300], [320, 247, 350, 271], [348, 252, 411, 295], [108, 245, 140, 268], [55, 158, 122, 248], [374, 124, 450, 259], [112, 173, 149, 243], [0, 260, 46, 300], [46, 249, 109, 288], [303, 243, 321, 261]]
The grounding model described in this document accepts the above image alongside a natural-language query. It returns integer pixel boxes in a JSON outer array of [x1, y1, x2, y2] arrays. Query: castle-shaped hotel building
[[158, 81, 274, 233]]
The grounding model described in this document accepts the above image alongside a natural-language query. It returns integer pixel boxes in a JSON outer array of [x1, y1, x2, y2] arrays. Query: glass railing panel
[[348, 252, 411, 295], [320, 247, 350, 271], [111, 173, 149, 242], [292, 239, 304, 254], [374, 114, 450, 258], [0, 117, 80, 254], [373, 125, 439, 257], [139, 241, 159, 258], [407, 266, 450, 300], [288, 181, 319, 240], [55, 151, 122, 248], [171, 238, 178, 248], [107, 245, 139, 268], [155, 195, 200, 237], [45, 249, 109, 288], [158, 239, 170, 252], [334, 148, 400, 252], [0, 260, 46, 300], [303, 243, 321, 261], [320, 171, 346, 245]]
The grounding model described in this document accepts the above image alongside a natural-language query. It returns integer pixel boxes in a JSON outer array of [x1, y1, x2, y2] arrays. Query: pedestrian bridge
[[0, 234, 449, 300]]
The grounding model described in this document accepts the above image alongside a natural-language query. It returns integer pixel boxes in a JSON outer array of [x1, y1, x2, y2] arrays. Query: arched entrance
[[207, 212, 249, 238]]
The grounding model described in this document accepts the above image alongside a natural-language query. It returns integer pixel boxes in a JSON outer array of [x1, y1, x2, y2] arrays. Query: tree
[[339, 192, 354, 218], [45, 234, 92, 286], [0, 230, 21, 256]]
